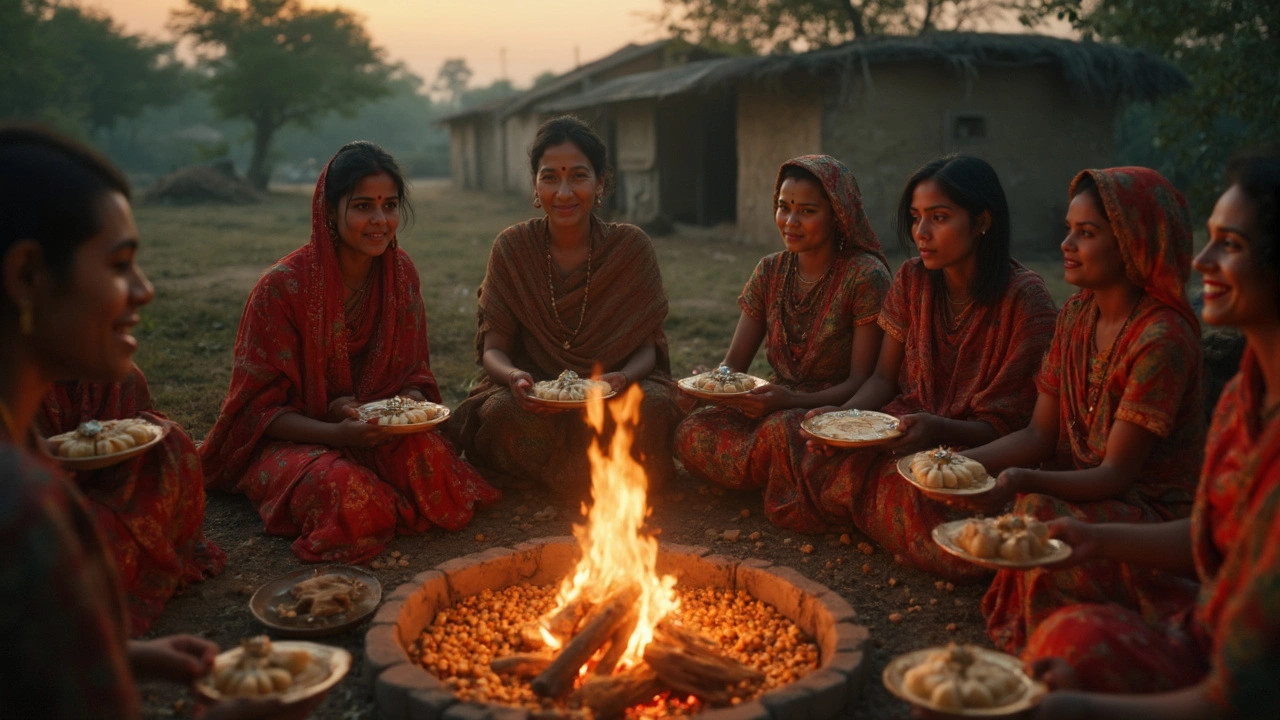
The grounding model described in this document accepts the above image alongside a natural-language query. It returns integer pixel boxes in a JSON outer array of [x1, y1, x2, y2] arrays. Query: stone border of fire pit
[[365, 537, 870, 720]]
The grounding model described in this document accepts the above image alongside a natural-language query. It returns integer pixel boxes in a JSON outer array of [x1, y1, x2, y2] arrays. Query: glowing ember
[[539, 384, 679, 670]]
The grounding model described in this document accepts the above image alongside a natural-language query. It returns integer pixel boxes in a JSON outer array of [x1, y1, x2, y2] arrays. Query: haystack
[[145, 161, 262, 205]]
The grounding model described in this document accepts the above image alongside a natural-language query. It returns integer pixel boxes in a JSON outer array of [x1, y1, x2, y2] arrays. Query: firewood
[[545, 596, 589, 639], [644, 623, 764, 705], [593, 607, 639, 676], [490, 653, 554, 678], [532, 586, 641, 698], [573, 664, 662, 719]]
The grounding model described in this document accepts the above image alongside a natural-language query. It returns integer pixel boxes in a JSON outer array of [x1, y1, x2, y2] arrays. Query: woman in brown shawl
[[452, 116, 683, 494]]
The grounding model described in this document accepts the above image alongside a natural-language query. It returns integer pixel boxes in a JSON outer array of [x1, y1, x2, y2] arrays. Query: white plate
[[195, 640, 352, 705], [932, 519, 1073, 571], [357, 399, 450, 435], [801, 409, 902, 448], [49, 420, 168, 472], [896, 454, 997, 499], [883, 645, 1046, 716], [676, 373, 768, 400]]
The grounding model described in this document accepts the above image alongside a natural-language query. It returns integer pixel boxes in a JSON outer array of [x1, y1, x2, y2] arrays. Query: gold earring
[[533, 195, 542, 208], [595, 193, 602, 207], [19, 302, 33, 336]]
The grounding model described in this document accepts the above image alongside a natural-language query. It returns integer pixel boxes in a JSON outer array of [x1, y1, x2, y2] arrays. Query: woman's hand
[[801, 405, 842, 456], [331, 417, 392, 447], [128, 635, 217, 684], [399, 388, 426, 402], [729, 382, 792, 419], [885, 413, 942, 454], [598, 371, 630, 394], [1040, 517, 1104, 568], [508, 370, 564, 416], [325, 396, 360, 422], [945, 467, 1024, 514]]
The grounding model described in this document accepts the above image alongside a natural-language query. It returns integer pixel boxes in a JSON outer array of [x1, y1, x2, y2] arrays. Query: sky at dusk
[[95, 0, 669, 89]]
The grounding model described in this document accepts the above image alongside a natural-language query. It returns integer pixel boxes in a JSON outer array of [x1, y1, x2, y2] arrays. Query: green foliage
[[432, 58, 473, 107], [170, 0, 395, 189], [0, 0, 185, 134], [659, 0, 1025, 52]]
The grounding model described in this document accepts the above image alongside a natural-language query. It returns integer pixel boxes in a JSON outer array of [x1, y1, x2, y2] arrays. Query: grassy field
[[133, 179, 1074, 439]]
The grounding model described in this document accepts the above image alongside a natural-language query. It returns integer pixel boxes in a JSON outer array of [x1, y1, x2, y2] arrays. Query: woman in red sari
[[674, 155, 890, 490], [37, 364, 226, 636], [786, 155, 1057, 582], [452, 116, 683, 496], [955, 168, 1203, 653], [200, 141, 498, 564], [0, 126, 312, 720], [1018, 156, 1280, 720]]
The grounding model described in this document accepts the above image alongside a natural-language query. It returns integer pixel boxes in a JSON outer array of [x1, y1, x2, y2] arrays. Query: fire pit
[[365, 387, 869, 718], [365, 538, 869, 719]]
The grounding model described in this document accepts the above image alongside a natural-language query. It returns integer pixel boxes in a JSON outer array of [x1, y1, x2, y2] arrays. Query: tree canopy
[[170, 0, 395, 189]]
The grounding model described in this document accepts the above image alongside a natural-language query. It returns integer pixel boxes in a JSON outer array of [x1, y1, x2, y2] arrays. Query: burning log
[[644, 623, 765, 706], [490, 653, 554, 678], [532, 586, 641, 698], [593, 607, 639, 677], [573, 665, 663, 719]]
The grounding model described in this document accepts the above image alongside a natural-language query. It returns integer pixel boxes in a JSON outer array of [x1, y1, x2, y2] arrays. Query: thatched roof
[[538, 32, 1187, 111]]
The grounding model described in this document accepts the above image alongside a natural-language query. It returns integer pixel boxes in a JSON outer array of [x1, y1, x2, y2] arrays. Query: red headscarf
[[774, 154, 887, 268], [1071, 167, 1198, 332], [200, 149, 438, 489]]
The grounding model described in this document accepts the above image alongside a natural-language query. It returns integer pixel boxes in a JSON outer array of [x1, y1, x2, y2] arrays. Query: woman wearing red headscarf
[[957, 168, 1204, 654], [674, 155, 890, 490], [200, 142, 498, 564], [36, 365, 226, 635], [1014, 156, 1280, 720]]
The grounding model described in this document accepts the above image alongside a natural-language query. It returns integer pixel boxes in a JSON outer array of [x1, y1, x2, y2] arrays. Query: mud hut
[[537, 33, 1187, 250]]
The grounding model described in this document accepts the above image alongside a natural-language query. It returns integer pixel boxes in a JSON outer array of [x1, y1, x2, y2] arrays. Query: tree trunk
[[842, 0, 868, 37], [247, 117, 277, 191]]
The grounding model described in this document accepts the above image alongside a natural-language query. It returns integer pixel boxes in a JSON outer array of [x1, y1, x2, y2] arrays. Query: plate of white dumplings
[[933, 513, 1072, 570], [884, 643, 1045, 716], [195, 635, 350, 705], [677, 366, 765, 400], [47, 417, 166, 471], [528, 370, 615, 407], [356, 397, 449, 434], [897, 447, 995, 498]]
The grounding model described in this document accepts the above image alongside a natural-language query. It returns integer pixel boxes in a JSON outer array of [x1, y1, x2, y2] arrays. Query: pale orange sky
[[95, 0, 668, 88]]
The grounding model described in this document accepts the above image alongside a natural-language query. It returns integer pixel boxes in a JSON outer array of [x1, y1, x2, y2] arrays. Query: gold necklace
[[546, 231, 593, 350], [1085, 298, 1142, 414]]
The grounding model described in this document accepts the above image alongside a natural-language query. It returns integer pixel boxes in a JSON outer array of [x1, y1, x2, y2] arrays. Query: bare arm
[[1049, 517, 1195, 577], [481, 328, 560, 414], [963, 391, 1059, 474], [264, 406, 389, 448], [839, 331, 905, 412], [721, 310, 765, 372], [599, 339, 657, 393]]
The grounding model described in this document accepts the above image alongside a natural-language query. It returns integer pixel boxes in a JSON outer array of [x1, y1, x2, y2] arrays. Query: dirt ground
[[127, 180, 1067, 719]]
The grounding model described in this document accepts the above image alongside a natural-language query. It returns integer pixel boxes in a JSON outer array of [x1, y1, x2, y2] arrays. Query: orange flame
[[541, 383, 678, 670]]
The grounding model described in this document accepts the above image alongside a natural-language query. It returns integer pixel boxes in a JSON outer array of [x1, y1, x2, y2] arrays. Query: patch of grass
[[132, 180, 1075, 439]]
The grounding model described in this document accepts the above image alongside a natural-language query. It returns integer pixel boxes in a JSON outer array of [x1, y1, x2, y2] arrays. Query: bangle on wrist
[[507, 369, 518, 385]]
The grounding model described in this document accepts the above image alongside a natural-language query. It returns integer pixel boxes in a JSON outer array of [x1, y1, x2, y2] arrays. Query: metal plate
[[249, 565, 381, 638], [883, 645, 1047, 716], [195, 640, 351, 704], [932, 519, 1073, 571], [800, 409, 902, 448], [356, 399, 450, 435]]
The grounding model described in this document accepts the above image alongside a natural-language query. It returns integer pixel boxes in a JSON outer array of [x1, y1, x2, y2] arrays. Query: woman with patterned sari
[[200, 141, 498, 564], [37, 364, 226, 636], [780, 155, 1057, 582], [674, 155, 890, 490], [1017, 156, 1280, 720], [452, 116, 684, 495], [956, 168, 1203, 654], [0, 126, 313, 720]]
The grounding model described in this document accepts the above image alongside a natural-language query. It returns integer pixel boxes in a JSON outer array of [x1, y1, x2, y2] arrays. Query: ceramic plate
[[676, 373, 768, 400], [249, 565, 381, 638], [526, 381, 616, 408], [896, 454, 997, 498], [801, 409, 902, 448], [357, 399, 450, 435], [195, 640, 351, 705], [51, 420, 168, 472], [883, 645, 1047, 717], [932, 519, 1073, 571]]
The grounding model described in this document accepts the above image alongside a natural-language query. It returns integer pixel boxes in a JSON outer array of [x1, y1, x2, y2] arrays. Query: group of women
[[0, 113, 1276, 719]]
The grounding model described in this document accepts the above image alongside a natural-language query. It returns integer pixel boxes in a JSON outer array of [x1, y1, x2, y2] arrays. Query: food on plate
[[358, 396, 439, 426], [531, 370, 610, 402], [50, 418, 160, 458], [901, 644, 1023, 710], [956, 514, 1052, 562], [210, 636, 313, 697], [909, 447, 987, 490], [276, 575, 365, 620], [689, 366, 758, 393], [804, 409, 900, 443]]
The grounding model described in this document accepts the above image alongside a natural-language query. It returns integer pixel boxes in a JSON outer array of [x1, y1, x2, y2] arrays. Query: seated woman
[[782, 155, 1057, 582], [37, 364, 226, 636], [451, 116, 684, 495], [959, 168, 1204, 654], [0, 125, 315, 719], [200, 141, 498, 564], [674, 155, 890, 490], [1022, 156, 1280, 720]]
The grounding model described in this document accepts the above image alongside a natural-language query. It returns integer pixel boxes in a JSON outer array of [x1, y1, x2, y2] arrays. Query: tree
[[659, 0, 1027, 53], [170, 0, 394, 189], [432, 58, 472, 108], [1022, 0, 1280, 208]]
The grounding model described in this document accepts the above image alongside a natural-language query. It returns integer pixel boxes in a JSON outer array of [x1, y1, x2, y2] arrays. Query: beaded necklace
[[782, 253, 834, 348], [546, 229, 593, 350]]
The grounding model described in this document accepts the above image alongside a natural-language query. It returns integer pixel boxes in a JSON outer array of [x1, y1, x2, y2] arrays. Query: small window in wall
[[952, 114, 987, 142]]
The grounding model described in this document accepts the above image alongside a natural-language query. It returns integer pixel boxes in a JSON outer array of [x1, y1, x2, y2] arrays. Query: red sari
[[983, 167, 1204, 652], [1024, 350, 1280, 717], [763, 259, 1057, 581], [676, 155, 890, 490], [200, 157, 498, 564], [36, 366, 226, 636]]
